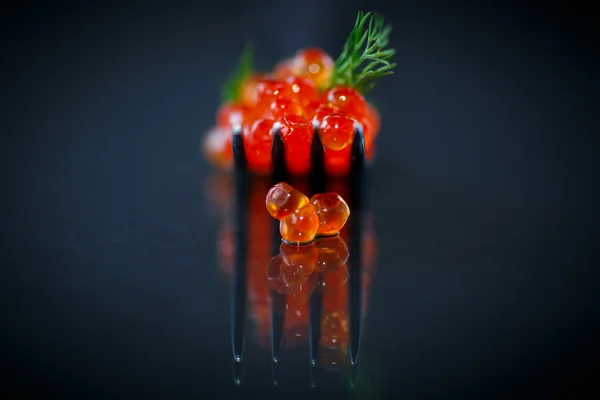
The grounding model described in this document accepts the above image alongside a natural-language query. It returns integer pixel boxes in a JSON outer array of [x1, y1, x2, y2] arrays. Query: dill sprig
[[220, 42, 254, 103], [329, 11, 396, 93]]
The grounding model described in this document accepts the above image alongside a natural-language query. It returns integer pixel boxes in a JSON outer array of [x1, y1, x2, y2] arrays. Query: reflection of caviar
[[318, 309, 350, 371], [283, 272, 318, 346], [320, 311, 349, 349], [361, 213, 378, 313], [284, 305, 309, 347], [318, 345, 347, 371], [246, 180, 273, 349], [280, 242, 318, 282], [266, 255, 307, 295], [320, 235, 349, 365], [315, 235, 349, 272], [320, 264, 349, 291], [266, 244, 319, 296]]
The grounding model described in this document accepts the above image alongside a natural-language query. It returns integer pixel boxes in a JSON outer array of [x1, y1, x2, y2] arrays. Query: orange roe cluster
[[201, 47, 381, 177], [265, 182, 350, 244]]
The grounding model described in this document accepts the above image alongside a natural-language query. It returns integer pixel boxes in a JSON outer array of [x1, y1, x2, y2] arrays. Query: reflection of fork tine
[[270, 289, 285, 369], [349, 361, 360, 388], [308, 276, 322, 387], [271, 353, 281, 386], [270, 124, 288, 386], [232, 357, 244, 385], [308, 285, 322, 366], [269, 276, 284, 389], [307, 125, 326, 387], [348, 124, 365, 369], [308, 359, 317, 388], [231, 126, 248, 366]]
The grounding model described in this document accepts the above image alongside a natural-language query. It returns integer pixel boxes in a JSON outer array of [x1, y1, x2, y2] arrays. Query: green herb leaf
[[220, 42, 254, 103], [329, 11, 396, 93]]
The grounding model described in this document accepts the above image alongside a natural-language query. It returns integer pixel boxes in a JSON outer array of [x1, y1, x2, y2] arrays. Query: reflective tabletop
[[1, 1, 598, 398]]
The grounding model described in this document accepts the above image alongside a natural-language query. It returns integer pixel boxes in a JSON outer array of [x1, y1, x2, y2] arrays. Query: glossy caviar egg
[[239, 73, 264, 107], [243, 118, 275, 175], [217, 102, 250, 128], [254, 77, 288, 105], [323, 86, 367, 120], [284, 76, 319, 107], [265, 182, 310, 220], [319, 114, 356, 151], [302, 100, 323, 120], [266, 97, 304, 120], [279, 203, 320, 244], [278, 114, 313, 176], [273, 58, 296, 80], [290, 47, 334, 86], [311, 105, 336, 127], [310, 192, 351, 236], [201, 126, 233, 170]]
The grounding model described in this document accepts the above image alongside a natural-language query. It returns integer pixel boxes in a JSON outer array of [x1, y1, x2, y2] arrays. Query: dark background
[[1, 0, 599, 398]]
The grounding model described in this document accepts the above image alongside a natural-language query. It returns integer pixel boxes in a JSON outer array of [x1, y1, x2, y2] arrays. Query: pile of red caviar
[[202, 48, 381, 177]]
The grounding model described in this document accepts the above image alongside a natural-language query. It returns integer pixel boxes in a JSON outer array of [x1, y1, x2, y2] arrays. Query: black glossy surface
[[1, 1, 599, 398]]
